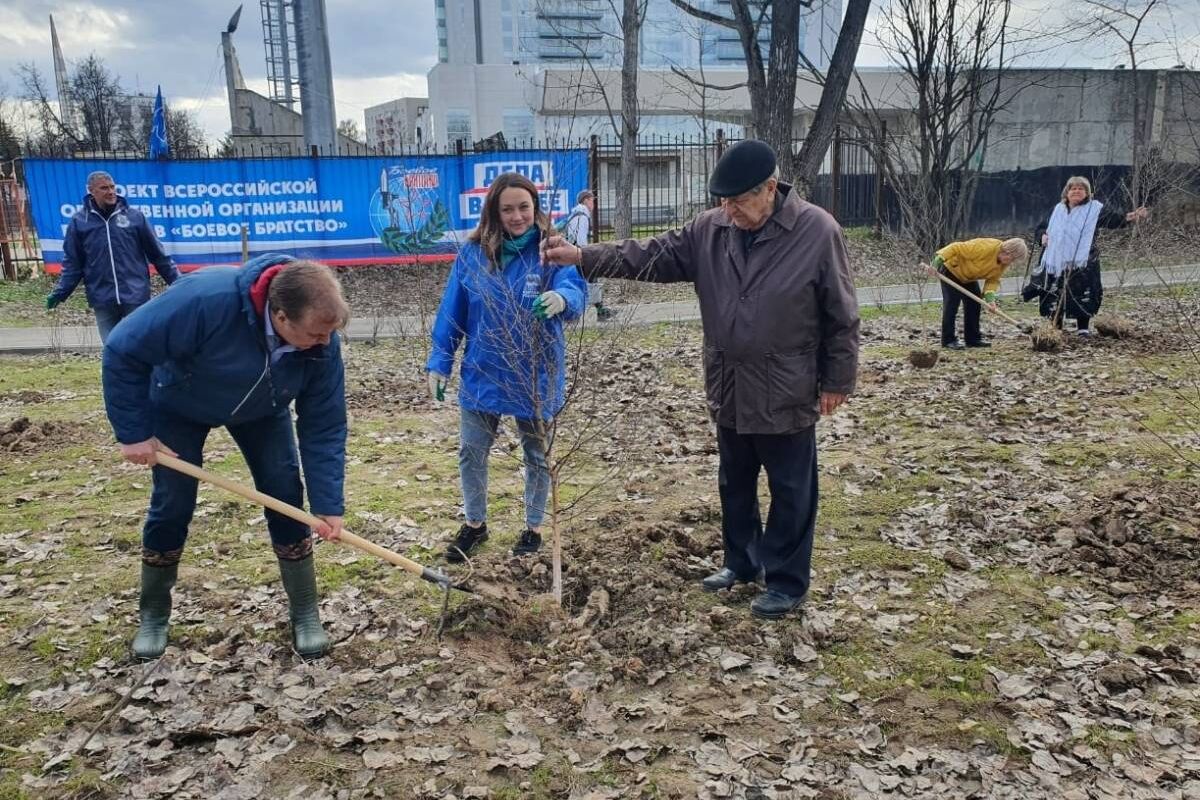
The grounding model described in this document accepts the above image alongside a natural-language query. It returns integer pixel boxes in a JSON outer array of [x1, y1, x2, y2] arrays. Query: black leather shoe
[[750, 589, 807, 619], [942, 341, 966, 351], [966, 341, 991, 348], [701, 567, 754, 592], [446, 523, 488, 563]]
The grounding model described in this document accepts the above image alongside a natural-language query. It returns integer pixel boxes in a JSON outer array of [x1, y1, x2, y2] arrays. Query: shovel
[[152, 452, 470, 632], [922, 263, 1033, 334]]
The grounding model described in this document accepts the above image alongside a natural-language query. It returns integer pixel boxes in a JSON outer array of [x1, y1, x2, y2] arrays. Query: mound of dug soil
[[447, 508, 765, 669], [1043, 482, 1200, 598], [0, 416, 82, 453]]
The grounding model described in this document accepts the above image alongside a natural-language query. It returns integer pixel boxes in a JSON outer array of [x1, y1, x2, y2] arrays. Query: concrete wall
[[230, 88, 364, 156], [426, 63, 1200, 170]]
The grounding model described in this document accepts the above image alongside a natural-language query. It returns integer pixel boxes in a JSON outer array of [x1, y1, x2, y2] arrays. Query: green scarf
[[500, 227, 539, 268]]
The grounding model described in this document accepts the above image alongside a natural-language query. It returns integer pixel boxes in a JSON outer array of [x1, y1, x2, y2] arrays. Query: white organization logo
[[114, 213, 131, 228]]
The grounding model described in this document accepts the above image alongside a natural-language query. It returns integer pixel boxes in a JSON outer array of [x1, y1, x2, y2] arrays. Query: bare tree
[[534, 0, 649, 239], [134, 104, 210, 157], [793, 0, 872, 193], [0, 82, 20, 161], [848, 0, 1018, 254], [70, 55, 123, 151], [669, 0, 871, 193], [14, 62, 80, 152], [338, 118, 363, 144], [614, 0, 645, 239], [1074, 1, 1167, 208]]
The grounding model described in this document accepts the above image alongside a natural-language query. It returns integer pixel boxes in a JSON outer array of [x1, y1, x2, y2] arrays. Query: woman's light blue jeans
[[459, 408, 551, 529]]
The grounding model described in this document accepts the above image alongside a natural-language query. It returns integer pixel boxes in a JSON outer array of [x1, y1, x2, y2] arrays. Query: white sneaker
[[1078, 329, 1091, 337]]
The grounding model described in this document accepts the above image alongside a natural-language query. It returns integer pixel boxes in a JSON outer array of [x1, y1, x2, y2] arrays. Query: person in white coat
[[564, 190, 613, 320]]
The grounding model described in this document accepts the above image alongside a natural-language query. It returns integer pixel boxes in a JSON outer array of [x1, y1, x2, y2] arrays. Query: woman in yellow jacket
[[932, 237, 1028, 349]]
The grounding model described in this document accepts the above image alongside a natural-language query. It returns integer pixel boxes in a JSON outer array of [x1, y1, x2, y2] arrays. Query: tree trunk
[[763, 0, 801, 181], [613, 0, 642, 240], [794, 0, 872, 195]]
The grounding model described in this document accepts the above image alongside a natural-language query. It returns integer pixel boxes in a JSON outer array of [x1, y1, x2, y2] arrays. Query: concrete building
[[364, 98, 430, 153], [426, 0, 843, 148], [220, 5, 362, 155]]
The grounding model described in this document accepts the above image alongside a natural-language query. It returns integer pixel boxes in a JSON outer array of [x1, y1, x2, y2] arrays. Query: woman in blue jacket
[[427, 172, 587, 563], [103, 254, 349, 660]]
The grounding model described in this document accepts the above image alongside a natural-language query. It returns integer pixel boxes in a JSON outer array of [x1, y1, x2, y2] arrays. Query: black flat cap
[[708, 139, 777, 197]]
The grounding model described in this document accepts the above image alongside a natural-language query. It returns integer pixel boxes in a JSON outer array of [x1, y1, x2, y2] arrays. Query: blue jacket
[[102, 254, 347, 515], [52, 194, 179, 308], [427, 233, 587, 419]]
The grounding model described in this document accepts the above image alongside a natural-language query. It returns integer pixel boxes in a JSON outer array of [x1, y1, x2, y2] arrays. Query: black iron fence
[[16, 134, 1193, 250], [589, 129, 885, 236]]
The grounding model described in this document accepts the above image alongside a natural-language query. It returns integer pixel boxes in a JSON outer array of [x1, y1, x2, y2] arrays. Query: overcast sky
[[1, 0, 1196, 144]]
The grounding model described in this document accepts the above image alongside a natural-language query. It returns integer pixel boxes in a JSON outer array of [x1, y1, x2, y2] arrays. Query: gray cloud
[[0, 0, 435, 138]]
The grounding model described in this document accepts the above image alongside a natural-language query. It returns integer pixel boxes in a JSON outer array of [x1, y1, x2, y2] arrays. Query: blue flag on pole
[[149, 85, 169, 159]]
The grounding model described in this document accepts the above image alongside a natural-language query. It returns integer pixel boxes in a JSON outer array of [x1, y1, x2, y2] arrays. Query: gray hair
[[750, 166, 782, 195], [999, 237, 1028, 262], [1061, 176, 1092, 204], [86, 171, 114, 189]]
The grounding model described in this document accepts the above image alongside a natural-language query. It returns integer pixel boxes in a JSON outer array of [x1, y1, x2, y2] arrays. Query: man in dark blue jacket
[[103, 254, 349, 660], [47, 170, 179, 342]]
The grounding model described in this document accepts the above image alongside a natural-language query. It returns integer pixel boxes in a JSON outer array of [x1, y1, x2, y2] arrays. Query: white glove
[[533, 290, 566, 320], [428, 372, 448, 402]]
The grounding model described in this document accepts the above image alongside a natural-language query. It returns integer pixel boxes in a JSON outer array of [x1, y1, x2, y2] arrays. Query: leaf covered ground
[[0, 289, 1197, 799]]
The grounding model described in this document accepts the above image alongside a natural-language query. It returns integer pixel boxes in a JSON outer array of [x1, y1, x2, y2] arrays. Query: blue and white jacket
[[51, 194, 178, 308]]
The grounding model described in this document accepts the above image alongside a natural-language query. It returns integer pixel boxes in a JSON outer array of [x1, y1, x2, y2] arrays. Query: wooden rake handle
[[153, 452, 456, 589], [923, 263, 1028, 331]]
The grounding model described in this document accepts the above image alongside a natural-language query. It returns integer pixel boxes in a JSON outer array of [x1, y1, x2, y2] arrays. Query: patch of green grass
[[1083, 725, 1138, 755], [1146, 610, 1200, 647], [0, 356, 101, 396], [317, 557, 387, 592]]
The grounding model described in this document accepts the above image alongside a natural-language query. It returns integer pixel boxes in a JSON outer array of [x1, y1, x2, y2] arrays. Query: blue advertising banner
[[23, 149, 589, 271]]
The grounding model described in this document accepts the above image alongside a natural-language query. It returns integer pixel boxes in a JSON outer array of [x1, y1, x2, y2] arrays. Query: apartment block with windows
[[426, 0, 843, 148]]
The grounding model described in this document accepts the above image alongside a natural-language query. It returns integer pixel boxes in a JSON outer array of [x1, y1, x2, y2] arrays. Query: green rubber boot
[[277, 555, 330, 659], [132, 562, 177, 660]]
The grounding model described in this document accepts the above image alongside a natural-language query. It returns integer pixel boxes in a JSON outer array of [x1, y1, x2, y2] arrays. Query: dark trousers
[[144, 408, 309, 553], [939, 267, 983, 345], [93, 303, 144, 345], [716, 425, 818, 598]]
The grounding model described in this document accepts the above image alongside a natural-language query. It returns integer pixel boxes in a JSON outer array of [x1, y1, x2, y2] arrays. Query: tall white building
[[427, 0, 843, 148]]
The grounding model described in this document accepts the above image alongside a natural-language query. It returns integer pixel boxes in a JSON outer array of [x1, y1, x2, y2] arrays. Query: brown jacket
[[581, 185, 859, 434]]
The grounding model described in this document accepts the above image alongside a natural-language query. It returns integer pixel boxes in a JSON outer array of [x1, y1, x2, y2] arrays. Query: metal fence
[[14, 134, 1186, 274], [0, 173, 39, 279], [590, 129, 885, 236]]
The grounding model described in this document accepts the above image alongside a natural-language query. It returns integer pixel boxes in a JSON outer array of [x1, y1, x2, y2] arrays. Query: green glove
[[532, 291, 565, 320], [983, 291, 998, 305], [428, 372, 448, 402], [45, 295, 61, 310]]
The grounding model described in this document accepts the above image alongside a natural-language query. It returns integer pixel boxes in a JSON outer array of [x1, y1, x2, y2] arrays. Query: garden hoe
[[153, 452, 470, 635], [923, 262, 1035, 335]]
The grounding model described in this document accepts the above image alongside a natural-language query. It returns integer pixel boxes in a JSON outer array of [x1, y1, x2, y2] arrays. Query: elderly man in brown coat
[[542, 140, 860, 618]]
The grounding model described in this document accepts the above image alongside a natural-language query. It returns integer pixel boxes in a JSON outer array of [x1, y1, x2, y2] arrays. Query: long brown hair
[[467, 172, 550, 268]]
